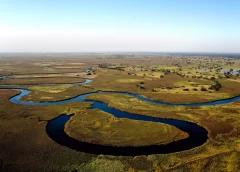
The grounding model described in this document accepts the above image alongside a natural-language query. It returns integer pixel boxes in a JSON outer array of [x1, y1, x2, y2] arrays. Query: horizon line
[[0, 51, 240, 54]]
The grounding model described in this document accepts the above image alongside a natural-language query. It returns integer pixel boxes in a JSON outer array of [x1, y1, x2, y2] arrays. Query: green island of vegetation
[[65, 109, 188, 147]]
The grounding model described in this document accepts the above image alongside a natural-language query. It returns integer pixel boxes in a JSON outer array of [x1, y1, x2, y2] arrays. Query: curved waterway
[[1, 77, 240, 155]]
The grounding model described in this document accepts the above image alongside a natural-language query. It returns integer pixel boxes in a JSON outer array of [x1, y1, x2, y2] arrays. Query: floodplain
[[0, 53, 240, 171]]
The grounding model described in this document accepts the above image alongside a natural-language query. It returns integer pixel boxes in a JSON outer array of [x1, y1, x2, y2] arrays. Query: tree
[[201, 87, 207, 91], [209, 80, 222, 91]]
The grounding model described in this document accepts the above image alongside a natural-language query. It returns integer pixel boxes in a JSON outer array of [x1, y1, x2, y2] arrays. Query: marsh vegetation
[[0, 53, 240, 171]]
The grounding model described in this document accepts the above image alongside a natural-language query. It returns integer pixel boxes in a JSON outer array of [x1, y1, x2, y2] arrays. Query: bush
[[210, 76, 216, 80], [209, 80, 222, 91], [201, 87, 207, 91]]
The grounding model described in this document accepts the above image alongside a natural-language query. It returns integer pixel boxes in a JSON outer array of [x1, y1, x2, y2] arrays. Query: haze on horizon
[[0, 0, 240, 53]]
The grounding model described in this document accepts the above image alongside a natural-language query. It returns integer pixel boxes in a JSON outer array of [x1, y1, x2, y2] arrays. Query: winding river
[[1, 75, 240, 156]]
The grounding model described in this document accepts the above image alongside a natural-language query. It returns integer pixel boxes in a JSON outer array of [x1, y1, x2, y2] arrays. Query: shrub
[[209, 80, 222, 91]]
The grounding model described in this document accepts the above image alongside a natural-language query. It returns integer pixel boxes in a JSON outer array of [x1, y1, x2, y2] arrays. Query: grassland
[[85, 93, 240, 171], [22, 85, 93, 102], [85, 93, 240, 139], [0, 90, 97, 172], [86, 69, 239, 103], [0, 77, 85, 85], [30, 85, 73, 93], [0, 54, 240, 171], [65, 109, 188, 147]]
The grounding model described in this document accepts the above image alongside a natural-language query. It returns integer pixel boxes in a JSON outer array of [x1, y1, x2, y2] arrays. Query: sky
[[0, 0, 240, 53]]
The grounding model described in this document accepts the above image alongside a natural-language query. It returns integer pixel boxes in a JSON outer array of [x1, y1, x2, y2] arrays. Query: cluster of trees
[[98, 63, 126, 71], [98, 63, 111, 68], [224, 69, 240, 78], [115, 67, 125, 71], [224, 70, 233, 78], [209, 80, 222, 91], [159, 69, 171, 78]]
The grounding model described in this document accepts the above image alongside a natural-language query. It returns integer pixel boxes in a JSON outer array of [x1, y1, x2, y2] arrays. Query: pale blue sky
[[0, 0, 240, 52]]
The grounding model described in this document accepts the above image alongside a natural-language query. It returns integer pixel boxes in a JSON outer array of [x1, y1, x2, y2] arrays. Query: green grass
[[0, 90, 96, 172], [84, 92, 240, 171], [85, 93, 240, 141], [116, 78, 145, 83], [65, 109, 188, 146], [22, 85, 93, 102], [30, 85, 73, 93]]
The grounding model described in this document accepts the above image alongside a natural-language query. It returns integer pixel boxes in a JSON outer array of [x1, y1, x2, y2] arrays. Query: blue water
[[46, 113, 207, 156], [1, 76, 240, 155], [7, 88, 240, 107], [0, 76, 7, 79]]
